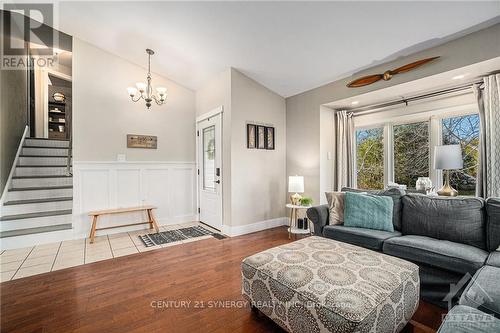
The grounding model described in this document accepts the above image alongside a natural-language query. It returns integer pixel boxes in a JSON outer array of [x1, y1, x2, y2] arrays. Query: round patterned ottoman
[[241, 236, 419, 333]]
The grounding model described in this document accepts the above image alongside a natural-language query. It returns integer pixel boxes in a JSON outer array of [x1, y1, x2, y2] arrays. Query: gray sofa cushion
[[401, 194, 486, 249], [487, 251, 500, 268], [438, 305, 500, 333], [322, 225, 401, 251], [486, 198, 500, 251], [342, 187, 404, 231], [460, 265, 500, 318], [383, 235, 488, 275]]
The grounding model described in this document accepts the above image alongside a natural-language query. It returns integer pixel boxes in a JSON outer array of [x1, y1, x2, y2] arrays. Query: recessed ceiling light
[[452, 74, 466, 80], [351, 101, 359, 105]]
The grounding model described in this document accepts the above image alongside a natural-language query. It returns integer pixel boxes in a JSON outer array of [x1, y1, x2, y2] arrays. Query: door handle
[[216, 168, 221, 177], [214, 180, 220, 184]]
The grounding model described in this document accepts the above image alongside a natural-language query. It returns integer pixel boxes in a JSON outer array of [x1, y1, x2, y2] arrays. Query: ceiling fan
[[346, 56, 440, 88]]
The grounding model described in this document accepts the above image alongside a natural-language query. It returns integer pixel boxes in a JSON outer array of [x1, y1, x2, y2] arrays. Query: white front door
[[197, 112, 222, 230]]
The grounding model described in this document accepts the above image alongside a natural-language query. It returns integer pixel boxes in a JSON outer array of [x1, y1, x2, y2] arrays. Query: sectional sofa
[[307, 189, 500, 308]]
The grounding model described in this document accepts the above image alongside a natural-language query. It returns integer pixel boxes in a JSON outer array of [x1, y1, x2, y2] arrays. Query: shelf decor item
[[300, 196, 313, 207], [289, 175, 304, 205], [434, 144, 463, 197], [53, 92, 65, 102], [127, 49, 166, 109]]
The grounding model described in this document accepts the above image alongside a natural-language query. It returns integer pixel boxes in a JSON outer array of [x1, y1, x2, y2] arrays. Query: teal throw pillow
[[344, 191, 394, 232]]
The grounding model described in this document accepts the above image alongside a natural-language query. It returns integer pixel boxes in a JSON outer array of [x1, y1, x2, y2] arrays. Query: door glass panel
[[442, 114, 480, 196], [356, 128, 384, 190], [203, 126, 216, 190], [394, 121, 430, 189]]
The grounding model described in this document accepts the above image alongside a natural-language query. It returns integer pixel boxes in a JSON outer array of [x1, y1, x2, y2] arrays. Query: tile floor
[[0, 222, 216, 282]]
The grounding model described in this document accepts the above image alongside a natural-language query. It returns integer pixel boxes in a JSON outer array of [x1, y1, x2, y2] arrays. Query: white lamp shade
[[289, 176, 304, 193], [434, 144, 463, 170]]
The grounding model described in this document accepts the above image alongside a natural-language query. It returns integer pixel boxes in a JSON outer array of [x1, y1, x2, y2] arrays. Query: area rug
[[138, 225, 225, 247]]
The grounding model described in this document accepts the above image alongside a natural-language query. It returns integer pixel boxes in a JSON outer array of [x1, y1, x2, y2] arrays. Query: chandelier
[[127, 49, 166, 109]]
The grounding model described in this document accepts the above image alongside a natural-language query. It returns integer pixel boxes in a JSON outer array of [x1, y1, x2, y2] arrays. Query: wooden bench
[[88, 205, 160, 243]]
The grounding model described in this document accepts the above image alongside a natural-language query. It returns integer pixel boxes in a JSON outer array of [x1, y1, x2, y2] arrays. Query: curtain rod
[[346, 80, 483, 116]]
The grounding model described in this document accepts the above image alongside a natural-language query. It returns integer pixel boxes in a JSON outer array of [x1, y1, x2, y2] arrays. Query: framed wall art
[[265, 127, 275, 150], [247, 123, 275, 150], [247, 124, 256, 148], [257, 125, 266, 149]]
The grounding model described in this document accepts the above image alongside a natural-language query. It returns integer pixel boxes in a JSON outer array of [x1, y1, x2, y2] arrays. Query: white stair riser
[[6, 188, 73, 201], [24, 139, 69, 148], [15, 166, 69, 177], [2, 200, 73, 215], [22, 147, 68, 156], [12, 177, 72, 188], [18, 156, 68, 166], [0, 214, 72, 232]]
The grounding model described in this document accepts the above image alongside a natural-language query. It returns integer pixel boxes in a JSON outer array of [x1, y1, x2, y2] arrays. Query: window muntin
[[394, 121, 430, 189], [356, 127, 384, 190], [442, 114, 480, 196]]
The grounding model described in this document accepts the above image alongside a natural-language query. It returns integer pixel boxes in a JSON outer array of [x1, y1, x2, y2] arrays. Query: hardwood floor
[[0, 227, 445, 333]]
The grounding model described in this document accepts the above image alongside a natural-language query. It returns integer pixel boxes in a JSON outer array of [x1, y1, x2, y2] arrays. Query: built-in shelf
[[48, 101, 68, 140]]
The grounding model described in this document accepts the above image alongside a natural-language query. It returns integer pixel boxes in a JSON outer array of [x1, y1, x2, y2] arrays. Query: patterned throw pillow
[[325, 192, 345, 225]]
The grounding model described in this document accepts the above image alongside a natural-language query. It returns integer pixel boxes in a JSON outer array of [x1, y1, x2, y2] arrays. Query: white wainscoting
[[73, 161, 197, 238]]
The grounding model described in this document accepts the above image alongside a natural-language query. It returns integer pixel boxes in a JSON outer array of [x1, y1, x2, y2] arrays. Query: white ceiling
[[58, 2, 500, 97]]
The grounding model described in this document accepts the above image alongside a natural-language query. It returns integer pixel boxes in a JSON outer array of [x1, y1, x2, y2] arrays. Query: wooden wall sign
[[127, 134, 157, 149]]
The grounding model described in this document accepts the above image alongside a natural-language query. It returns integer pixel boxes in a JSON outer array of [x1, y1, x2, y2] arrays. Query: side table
[[286, 203, 312, 239]]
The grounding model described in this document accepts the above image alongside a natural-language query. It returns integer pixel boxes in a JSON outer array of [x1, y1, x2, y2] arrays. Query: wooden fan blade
[[391, 56, 440, 74], [347, 74, 384, 88]]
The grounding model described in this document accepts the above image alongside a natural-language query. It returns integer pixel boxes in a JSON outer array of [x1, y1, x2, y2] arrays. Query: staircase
[[0, 138, 73, 240]]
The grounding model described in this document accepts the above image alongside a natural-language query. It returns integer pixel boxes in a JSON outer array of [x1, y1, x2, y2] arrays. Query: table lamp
[[289, 176, 304, 205], [433, 144, 463, 197]]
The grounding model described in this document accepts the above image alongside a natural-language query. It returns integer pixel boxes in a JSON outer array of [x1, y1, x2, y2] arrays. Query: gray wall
[[0, 33, 28, 195], [0, 69, 28, 194], [286, 23, 500, 203]]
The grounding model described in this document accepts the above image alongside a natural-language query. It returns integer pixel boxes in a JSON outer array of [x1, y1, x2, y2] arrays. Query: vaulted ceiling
[[59, 1, 500, 97]]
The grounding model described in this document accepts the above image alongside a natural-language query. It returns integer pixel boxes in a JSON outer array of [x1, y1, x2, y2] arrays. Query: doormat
[[138, 225, 224, 247]]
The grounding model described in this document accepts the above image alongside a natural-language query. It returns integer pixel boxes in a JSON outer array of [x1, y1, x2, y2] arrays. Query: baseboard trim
[[222, 217, 287, 237]]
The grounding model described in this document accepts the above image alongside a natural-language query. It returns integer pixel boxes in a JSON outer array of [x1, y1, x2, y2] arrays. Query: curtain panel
[[474, 74, 500, 198], [334, 110, 355, 191]]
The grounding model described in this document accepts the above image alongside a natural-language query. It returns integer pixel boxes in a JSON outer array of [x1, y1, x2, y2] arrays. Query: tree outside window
[[442, 114, 480, 196], [394, 121, 430, 189], [356, 128, 384, 190]]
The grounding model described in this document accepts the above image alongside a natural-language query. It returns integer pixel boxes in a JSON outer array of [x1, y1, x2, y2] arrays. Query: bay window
[[355, 105, 480, 194]]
